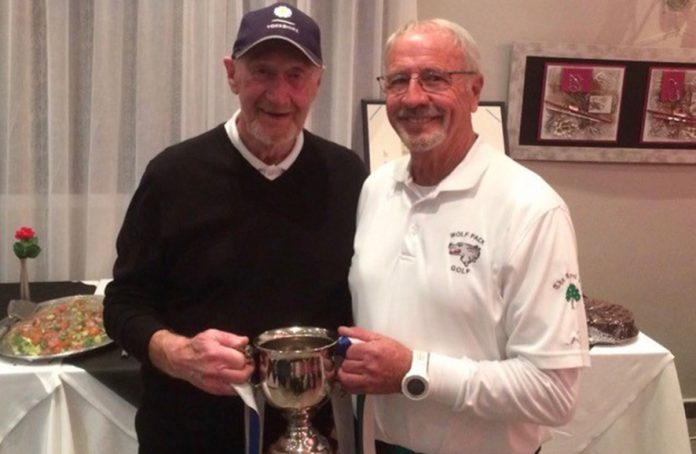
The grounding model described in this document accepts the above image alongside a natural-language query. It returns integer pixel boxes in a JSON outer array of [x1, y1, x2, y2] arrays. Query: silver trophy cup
[[254, 326, 339, 454]]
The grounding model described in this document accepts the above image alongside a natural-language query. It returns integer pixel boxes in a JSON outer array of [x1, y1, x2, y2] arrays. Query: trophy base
[[266, 429, 333, 454]]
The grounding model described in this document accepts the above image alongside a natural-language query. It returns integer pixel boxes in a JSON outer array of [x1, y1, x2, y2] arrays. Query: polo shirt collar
[[394, 136, 492, 195]]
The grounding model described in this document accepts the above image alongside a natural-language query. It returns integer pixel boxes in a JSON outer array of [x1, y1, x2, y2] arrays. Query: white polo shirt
[[349, 139, 590, 454]]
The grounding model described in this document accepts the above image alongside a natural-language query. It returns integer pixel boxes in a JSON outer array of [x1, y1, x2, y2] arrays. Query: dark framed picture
[[538, 63, 625, 143], [361, 100, 508, 173], [640, 67, 696, 144], [507, 42, 696, 163]]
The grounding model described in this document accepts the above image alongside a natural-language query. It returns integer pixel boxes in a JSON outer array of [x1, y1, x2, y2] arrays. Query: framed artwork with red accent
[[640, 67, 696, 144], [507, 42, 696, 164], [538, 63, 625, 143]]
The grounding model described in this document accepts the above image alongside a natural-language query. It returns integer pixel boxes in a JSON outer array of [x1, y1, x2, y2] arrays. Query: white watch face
[[402, 350, 430, 400]]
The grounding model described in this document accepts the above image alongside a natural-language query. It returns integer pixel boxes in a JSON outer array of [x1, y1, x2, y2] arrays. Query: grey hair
[[384, 18, 481, 74]]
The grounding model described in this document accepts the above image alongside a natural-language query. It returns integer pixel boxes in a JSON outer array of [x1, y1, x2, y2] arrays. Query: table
[[0, 357, 138, 454], [0, 282, 691, 454], [543, 333, 691, 454], [0, 281, 139, 454]]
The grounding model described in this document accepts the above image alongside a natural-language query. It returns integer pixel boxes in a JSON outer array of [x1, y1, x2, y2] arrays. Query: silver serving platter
[[0, 294, 113, 361]]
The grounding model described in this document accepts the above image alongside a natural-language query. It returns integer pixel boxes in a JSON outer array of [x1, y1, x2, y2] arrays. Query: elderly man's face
[[384, 29, 482, 154], [225, 41, 322, 150]]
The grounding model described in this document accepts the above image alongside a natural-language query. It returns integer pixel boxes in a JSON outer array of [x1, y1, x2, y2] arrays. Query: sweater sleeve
[[103, 161, 168, 366]]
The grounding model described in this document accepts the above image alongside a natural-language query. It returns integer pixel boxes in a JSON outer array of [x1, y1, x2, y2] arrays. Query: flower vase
[[19, 258, 31, 301]]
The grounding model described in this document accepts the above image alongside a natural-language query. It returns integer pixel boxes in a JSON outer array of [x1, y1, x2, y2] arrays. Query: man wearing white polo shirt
[[338, 19, 590, 454]]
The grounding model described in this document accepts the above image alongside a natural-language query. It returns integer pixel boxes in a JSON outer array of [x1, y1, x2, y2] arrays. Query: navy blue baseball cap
[[232, 3, 322, 66]]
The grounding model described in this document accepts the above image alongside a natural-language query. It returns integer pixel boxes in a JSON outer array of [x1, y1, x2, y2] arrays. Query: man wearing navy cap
[[104, 3, 366, 452]]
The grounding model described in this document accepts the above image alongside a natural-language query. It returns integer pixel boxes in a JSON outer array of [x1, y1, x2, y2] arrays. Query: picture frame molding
[[507, 42, 696, 164]]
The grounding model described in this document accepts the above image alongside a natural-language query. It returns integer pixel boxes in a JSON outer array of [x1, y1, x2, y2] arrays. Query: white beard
[[393, 106, 446, 153], [247, 118, 298, 147], [396, 127, 446, 153]]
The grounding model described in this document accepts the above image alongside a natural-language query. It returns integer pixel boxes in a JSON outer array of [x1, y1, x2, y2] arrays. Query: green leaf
[[13, 240, 41, 259], [565, 283, 580, 302], [13, 242, 26, 259], [24, 243, 41, 259]]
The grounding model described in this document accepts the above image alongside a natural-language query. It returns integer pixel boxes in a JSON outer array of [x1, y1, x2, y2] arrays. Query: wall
[[418, 0, 696, 398]]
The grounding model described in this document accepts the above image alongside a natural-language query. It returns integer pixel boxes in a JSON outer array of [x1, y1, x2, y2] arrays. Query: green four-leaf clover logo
[[566, 283, 581, 309]]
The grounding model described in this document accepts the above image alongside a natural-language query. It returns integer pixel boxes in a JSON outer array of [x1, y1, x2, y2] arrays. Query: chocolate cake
[[583, 295, 639, 346]]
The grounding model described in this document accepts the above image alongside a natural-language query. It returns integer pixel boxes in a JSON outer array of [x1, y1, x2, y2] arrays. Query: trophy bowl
[[254, 326, 339, 454]]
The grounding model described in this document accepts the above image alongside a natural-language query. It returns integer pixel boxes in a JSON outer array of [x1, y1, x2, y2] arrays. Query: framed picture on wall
[[507, 42, 696, 163], [640, 67, 696, 144], [361, 100, 508, 173], [538, 63, 625, 143]]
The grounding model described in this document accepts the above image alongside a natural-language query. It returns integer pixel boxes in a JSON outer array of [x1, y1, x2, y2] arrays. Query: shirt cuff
[[427, 352, 477, 407]]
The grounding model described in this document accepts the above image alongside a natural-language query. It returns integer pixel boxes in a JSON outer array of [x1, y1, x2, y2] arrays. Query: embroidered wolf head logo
[[448, 241, 481, 268]]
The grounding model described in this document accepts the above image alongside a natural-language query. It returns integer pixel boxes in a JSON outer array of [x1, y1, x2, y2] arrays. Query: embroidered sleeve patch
[[565, 283, 581, 309]]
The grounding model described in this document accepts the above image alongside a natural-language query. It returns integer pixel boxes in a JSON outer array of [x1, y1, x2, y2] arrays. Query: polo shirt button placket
[[400, 211, 420, 258]]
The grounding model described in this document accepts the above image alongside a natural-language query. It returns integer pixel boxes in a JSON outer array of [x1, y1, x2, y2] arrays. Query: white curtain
[[0, 0, 417, 283]]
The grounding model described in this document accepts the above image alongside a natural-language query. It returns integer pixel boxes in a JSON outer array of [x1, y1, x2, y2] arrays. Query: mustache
[[395, 106, 443, 119], [258, 101, 295, 115]]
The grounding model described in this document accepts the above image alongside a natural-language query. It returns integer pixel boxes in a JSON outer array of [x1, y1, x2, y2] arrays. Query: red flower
[[13, 226, 41, 259], [15, 227, 36, 241]]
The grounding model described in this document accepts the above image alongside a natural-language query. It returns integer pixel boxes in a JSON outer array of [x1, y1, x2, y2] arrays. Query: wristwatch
[[401, 350, 430, 400]]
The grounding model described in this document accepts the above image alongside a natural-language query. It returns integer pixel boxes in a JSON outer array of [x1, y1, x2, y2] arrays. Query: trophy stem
[[266, 408, 332, 454]]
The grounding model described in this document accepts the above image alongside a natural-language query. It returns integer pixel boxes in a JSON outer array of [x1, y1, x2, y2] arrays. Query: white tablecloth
[[543, 332, 691, 454], [0, 358, 137, 454], [0, 332, 690, 454]]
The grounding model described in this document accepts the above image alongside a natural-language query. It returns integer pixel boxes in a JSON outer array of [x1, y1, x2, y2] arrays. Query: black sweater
[[103, 124, 366, 443]]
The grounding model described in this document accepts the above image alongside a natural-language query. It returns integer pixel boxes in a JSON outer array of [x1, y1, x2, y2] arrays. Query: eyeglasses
[[377, 69, 478, 95]]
